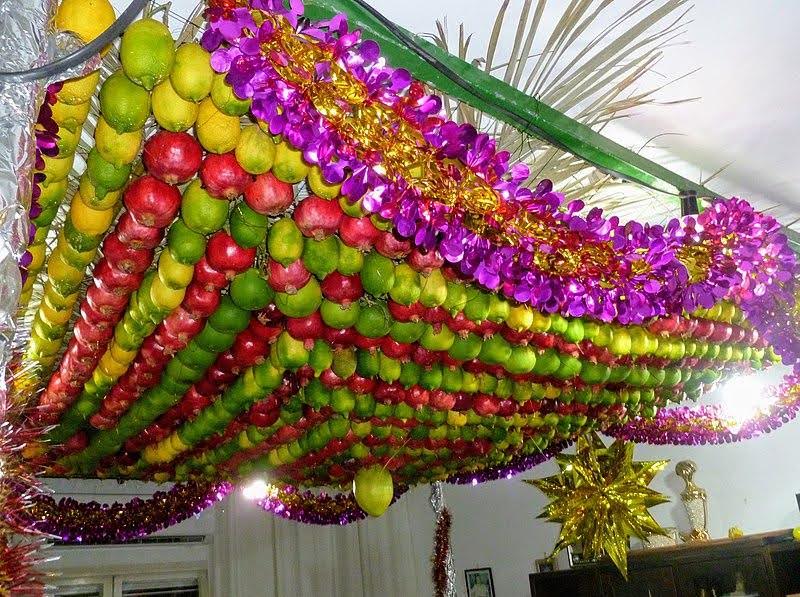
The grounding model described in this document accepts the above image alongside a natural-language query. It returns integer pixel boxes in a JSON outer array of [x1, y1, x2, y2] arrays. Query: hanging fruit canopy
[[16, 0, 800, 523]]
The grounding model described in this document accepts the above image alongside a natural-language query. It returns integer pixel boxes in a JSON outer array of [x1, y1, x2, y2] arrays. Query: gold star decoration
[[525, 432, 669, 579]]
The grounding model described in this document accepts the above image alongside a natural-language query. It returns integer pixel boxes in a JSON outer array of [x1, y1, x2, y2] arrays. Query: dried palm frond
[[425, 0, 698, 223]]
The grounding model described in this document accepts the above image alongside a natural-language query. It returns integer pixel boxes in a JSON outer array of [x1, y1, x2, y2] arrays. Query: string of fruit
[[18, 0, 118, 313], [24, 13, 784, 516]]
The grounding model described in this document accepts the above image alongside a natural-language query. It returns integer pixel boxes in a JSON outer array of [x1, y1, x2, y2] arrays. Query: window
[[51, 573, 205, 597]]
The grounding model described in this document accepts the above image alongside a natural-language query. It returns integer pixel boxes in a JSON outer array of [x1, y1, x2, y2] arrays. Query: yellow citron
[[54, 125, 81, 157], [38, 177, 69, 208], [50, 99, 91, 133], [544, 385, 561, 399], [46, 251, 84, 288], [195, 97, 240, 154], [150, 274, 186, 310], [506, 304, 534, 332], [152, 78, 199, 132], [94, 115, 142, 167], [27, 336, 62, 362], [170, 42, 214, 102], [447, 411, 467, 427], [157, 250, 194, 290], [39, 300, 73, 327], [41, 154, 74, 182], [307, 165, 341, 199], [272, 139, 310, 184], [56, 0, 116, 48], [111, 343, 138, 365], [27, 243, 46, 271], [78, 173, 121, 211], [57, 70, 101, 105], [235, 125, 276, 175], [69, 192, 116, 235], [99, 351, 128, 379]]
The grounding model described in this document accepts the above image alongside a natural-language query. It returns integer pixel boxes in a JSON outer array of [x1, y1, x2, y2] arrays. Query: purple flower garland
[[23, 83, 61, 284]]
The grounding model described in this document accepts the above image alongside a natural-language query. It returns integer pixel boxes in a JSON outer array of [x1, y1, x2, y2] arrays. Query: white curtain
[[213, 491, 431, 597]]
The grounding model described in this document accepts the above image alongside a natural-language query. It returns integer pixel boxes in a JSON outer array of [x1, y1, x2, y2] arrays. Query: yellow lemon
[[195, 97, 240, 153], [111, 342, 138, 365], [99, 70, 151, 133], [120, 18, 175, 91], [69, 192, 116, 235], [50, 99, 91, 133], [54, 125, 80, 158], [157, 249, 194, 290], [46, 252, 84, 294], [78, 173, 121, 211], [38, 177, 69, 209], [39, 299, 73, 327], [150, 274, 186, 310], [99, 351, 128, 379], [27, 243, 46, 272], [27, 334, 62, 360], [235, 125, 276, 174], [307, 165, 341, 199], [41, 154, 74, 182], [171, 42, 214, 102], [56, 0, 116, 46], [272, 140, 310, 184], [94, 115, 142, 166], [56, 70, 101, 105], [42, 282, 79, 311], [152, 78, 199, 132], [507, 304, 534, 331], [210, 72, 251, 116]]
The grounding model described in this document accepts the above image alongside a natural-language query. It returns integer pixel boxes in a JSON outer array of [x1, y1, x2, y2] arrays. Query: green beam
[[304, 0, 719, 199]]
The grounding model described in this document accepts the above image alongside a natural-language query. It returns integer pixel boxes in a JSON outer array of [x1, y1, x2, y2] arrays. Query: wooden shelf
[[529, 530, 800, 597]]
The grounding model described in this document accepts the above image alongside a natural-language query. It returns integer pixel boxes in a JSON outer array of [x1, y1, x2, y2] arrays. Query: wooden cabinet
[[530, 530, 800, 597]]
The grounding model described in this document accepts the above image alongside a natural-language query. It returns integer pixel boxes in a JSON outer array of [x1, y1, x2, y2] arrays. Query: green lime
[[230, 268, 273, 311], [378, 353, 401, 383], [167, 219, 206, 265], [235, 125, 276, 175], [419, 324, 455, 352], [330, 387, 356, 414], [210, 72, 251, 116], [355, 302, 391, 338], [356, 350, 380, 377], [195, 325, 236, 353], [274, 277, 321, 318], [331, 348, 357, 379], [320, 299, 360, 329], [398, 361, 421, 387], [152, 78, 198, 132], [442, 280, 468, 314], [272, 140, 309, 184], [389, 263, 421, 305], [463, 287, 491, 322], [209, 296, 251, 334], [505, 345, 537, 375], [267, 218, 303, 265], [99, 70, 151, 133], [120, 18, 175, 91], [230, 201, 268, 249], [86, 147, 131, 198], [360, 251, 395, 297], [447, 333, 482, 361], [55, 126, 80, 157], [275, 331, 309, 369], [308, 340, 334, 375], [486, 294, 510, 323], [389, 320, 425, 344], [302, 236, 339, 279], [336, 240, 363, 274], [181, 180, 229, 235], [38, 178, 68, 209], [78, 174, 121, 210], [170, 42, 214, 102], [303, 378, 331, 409]]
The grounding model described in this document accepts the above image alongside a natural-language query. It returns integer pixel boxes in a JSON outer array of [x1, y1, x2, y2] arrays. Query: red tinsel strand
[[432, 507, 452, 597]]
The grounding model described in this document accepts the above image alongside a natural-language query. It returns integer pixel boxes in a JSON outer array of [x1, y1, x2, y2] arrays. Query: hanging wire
[[0, 0, 148, 83]]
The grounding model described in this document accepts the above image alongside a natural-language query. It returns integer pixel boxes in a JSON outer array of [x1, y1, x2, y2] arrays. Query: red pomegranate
[[293, 196, 343, 239], [207, 231, 256, 277], [199, 152, 252, 199], [267, 258, 311, 294], [338, 216, 381, 251], [142, 131, 203, 184], [244, 172, 294, 215], [123, 175, 181, 228]]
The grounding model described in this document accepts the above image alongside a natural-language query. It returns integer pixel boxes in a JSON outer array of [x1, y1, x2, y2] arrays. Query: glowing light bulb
[[471, 478, 478, 486], [721, 375, 777, 433], [242, 479, 269, 500]]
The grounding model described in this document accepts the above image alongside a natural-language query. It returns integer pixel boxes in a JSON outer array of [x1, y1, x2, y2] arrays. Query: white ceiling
[[366, 0, 800, 228], [154, 0, 800, 229]]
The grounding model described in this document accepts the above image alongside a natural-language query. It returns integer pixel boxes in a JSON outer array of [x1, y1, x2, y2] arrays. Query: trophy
[[675, 460, 710, 542]]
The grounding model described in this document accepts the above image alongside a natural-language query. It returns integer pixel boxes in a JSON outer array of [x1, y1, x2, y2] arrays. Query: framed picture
[[567, 544, 585, 567], [465, 567, 495, 597], [535, 558, 557, 573]]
